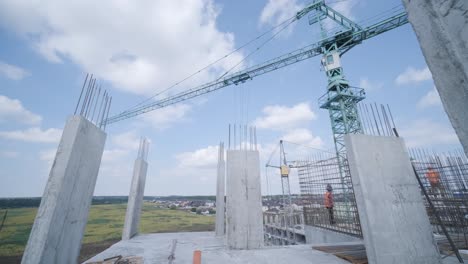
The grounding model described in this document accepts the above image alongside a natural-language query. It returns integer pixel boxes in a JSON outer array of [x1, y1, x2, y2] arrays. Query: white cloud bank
[[0, 95, 42, 125], [0, 127, 62, 143], [140, 104, 192, 130], [359, 77, 383, 91], [254, 102, 316, 130], [0, 61, 29, 80], [395, 66, 432, 85], [418, 87, 442, 108], [400, 119, 459, 148], [0, 0, 244, 96], [259, 0, 303, 36]]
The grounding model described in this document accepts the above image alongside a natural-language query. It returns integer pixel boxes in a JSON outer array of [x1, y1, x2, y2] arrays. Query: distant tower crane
[[104, 1, 408, 193], [265, 140, 294, 209]]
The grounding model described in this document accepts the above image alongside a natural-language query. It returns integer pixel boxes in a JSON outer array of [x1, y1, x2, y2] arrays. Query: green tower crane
[[104, 1, 408, 197]]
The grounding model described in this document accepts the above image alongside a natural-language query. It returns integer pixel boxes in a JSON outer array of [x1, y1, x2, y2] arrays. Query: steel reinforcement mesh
[[298, 152, 362, 237], [410, 148, 468, 248]]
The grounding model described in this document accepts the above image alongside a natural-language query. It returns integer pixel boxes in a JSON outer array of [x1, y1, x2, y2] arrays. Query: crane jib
[[104, 9, 408, 125]]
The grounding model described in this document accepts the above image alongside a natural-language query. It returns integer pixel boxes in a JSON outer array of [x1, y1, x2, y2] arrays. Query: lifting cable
[[119, 14, 299, 115]]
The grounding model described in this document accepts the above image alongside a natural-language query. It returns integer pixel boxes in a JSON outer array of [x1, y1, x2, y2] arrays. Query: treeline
[[144, 195, 216, 201], [0, 195, 216, 208]]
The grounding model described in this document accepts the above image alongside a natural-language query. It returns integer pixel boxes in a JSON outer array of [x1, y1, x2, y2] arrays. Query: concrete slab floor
[[84, 232, 350, 264]]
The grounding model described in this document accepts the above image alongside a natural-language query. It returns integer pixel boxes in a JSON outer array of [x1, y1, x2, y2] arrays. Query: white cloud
[[330, 1, 356, 20], [259, 0, 303, 36], [417, 87, 442, 108], [359, 77, 383, 91], [400, 119, 459, 148], [0, 95, 42, 125], [140, 103, 192, 129], [254, 102, 316, 130], [111, 130, 141, 150], [0, 127, 62, 143], [0, 61, 29, 80], [282, 128, 323, 148], [323, 0, 359, 31], [93, 131, 147, 195], [149, 145, 220, 196], [395, 66, 432, 85], [1, 151, 19, 158], [0, 0, 244, 95], [176, 145, 218, 169]]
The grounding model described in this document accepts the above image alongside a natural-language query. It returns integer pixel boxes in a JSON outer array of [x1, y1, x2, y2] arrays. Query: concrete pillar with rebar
[[21, 116, 106, 264], [122, 138, 150, 240], [345, 134, 441, 264], [226, 149, 264, 249]]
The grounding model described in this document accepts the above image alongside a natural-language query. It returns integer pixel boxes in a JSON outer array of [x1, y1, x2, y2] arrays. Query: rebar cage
[[298, 152, 362, 237], [410, 148, 468, 249]]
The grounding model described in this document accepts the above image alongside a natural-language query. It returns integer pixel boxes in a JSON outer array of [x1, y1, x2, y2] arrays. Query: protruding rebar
[[91, 86, 101, 122], [81, 75, 94, 115], [100, 95, 109, 129], [103, 96, 112, 130], [74, 73, 89, 115], [85, 80, 97, 118]]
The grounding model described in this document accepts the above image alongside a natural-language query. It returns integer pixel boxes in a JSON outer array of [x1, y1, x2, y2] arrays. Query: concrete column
[[226, 150, 264, 249], [22, 116, 106, 264], [345, 134, 440, 264], [122, 138, 149, 240], [402, 0, 468, 157], [215, 142, 225, 236]]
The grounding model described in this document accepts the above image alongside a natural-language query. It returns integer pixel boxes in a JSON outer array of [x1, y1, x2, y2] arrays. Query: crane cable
[[115, 3, 405, 118], [119, 13, 299, 115], [215, 17, 297, 81]]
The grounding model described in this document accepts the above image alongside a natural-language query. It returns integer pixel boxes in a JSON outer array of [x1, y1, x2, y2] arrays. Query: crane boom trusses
[[104, 6, 408, 125]]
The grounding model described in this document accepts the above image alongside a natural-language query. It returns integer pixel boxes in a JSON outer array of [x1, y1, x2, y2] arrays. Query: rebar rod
[[74, 73, 89, 115]]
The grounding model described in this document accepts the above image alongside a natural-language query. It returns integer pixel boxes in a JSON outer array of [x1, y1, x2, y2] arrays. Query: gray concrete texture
[[84, 232, 351, 264], [304, 225, 362, 244], [345, 134, 441, 264], [215, 142, 225, 236], [22, 116, 106, 264], [226, 150, 264, 249], [402, 0, 468, 157], [122, 138, 149, 240]]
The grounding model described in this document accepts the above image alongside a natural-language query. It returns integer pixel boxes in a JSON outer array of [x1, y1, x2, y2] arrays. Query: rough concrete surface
[[304, 225, 362, 244], [22, 116, 106, 264], [345, 134, 441, 264], [215, 143, 225, 236], [402, 0, 468, 157], [226, 150, 264, 249], [122, 158, 148, 240], [84, 232, 351, 264]]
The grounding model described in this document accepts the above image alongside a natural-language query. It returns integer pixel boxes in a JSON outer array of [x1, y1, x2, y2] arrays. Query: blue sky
[[0, 0, 460, 197]]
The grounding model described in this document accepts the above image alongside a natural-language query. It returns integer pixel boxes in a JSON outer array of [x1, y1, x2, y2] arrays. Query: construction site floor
[[84, 231, 350, 264]]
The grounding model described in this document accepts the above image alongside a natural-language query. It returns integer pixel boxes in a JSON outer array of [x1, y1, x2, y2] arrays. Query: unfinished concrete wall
[[215, 143, 225, 236], [345, 134, 440, 264], [304, 225, 362, 245], [402, 0, 468, 157], [226, 150, 264, 249], [122, 138, 149, 240], [22, 116, 106, 264]]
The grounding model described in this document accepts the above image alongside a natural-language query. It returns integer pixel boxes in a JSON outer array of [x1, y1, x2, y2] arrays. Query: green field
[[0, 202, 214, 258]]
